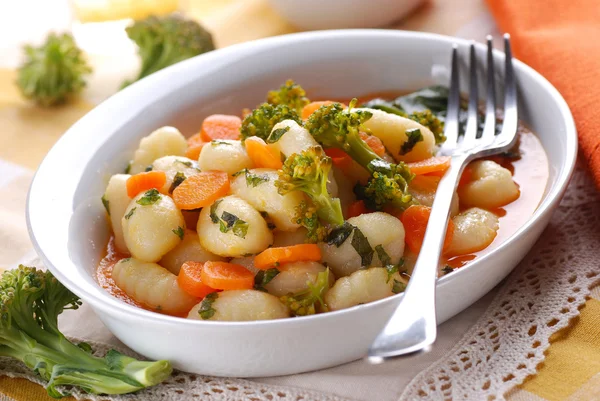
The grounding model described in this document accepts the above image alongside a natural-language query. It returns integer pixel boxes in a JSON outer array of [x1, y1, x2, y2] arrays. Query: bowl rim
[[27, 29, 578, 329]]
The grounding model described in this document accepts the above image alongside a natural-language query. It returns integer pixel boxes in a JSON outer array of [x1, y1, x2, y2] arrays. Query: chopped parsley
[[124, 162, 132, 174], [375, 245, 391, 266], [101, 195, 110, 216], [209, 199, 223, 223], [211, 140, 232, 147], [254, 268, 280, 291], [234, 169, 269, 187], [124, 207, 136, 220], [400, 128, 423, 155], [177, 160, 193, 168], [144, 165, 153, 172], [266, 126, 290, 144], [198, 292, 218, 320], [172, 226, 184, 240], [169, 172, 186, 193], [351, 226, 374, 267], [392, 279, 406, 294], [385, 258, 405, 283], [136, 189, 161, 206], [442, 265, 454, 275], [219, 211, 249, 238], [327, 222, 354, 247]]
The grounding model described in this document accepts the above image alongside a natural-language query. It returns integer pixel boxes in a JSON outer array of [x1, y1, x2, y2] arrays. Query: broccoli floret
[[307, 100, 414, 210], [0, 266, 171, 398], [266, 79, 310, 114], [293, 200, 329, 243], [240, 103, 301, 141], [276, 146, 344, 226], [408, 110, 445, 145], [16, 33, 91, 106], [280, 268, 330, 316], [122, 15, 214, 87]]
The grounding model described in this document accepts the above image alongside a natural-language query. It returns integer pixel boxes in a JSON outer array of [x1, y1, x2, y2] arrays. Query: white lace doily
[[1, 166, 598, 401]]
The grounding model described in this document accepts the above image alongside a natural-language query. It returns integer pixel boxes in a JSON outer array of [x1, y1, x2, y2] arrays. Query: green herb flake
[[124, 161, 132, 174], [351, 226, 373, 267], [245, 171, 269, 187], [177, 160, 193, 167], [254, 268, 280, 291], [392, 279, 406, 294], [124, 207, 136, 220], [211, 140, 232, 147], [101, 195, 110, 216], [442, 265, 454, 275], [136, 188, 161, 206], [198, 292, 218, 320], [144, 165, 153, 172], [219, 211, 249, 238], [327, 222, 354, 247], [385, 258, 405, 283], [209, 199, 223, 223], [172, 226, 184, 240], [375, 245, 391, 266], [266, 126, 290, 144], [400, 128, 424, 155], [169, 172, 186, 193]]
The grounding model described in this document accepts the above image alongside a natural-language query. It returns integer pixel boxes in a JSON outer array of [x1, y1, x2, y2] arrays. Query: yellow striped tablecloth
[[0, 0, 599, 400]]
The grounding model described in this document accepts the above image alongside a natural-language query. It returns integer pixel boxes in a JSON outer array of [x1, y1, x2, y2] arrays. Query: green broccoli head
[[356, 160, 415, 211], [266, 79, 310, 114], [280, 268, 330, 316], [306, 99, 379, 169], [276, 146, 344, 226], [408, 110, 446, 145], [123, 15, 215, 87], [16, 33, 92, 106], [240, 103, 302, 141], [0, 266, 171, 398], [293, 200, 329, 243]]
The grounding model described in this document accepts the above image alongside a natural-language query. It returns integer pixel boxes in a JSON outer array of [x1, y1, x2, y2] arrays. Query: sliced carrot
[[359, 132, 386, 157], [186, 133, 207, 160], [245, 136, 283, 169], [173, 171, 230, 210], [200, 114, 242, 142], [200, 261, 254, 290], [458, 166, 473, 187], [126, 171, 167, 198], [254, 244, 322, 270], [177, 261, 215, 298], [407, 156, 451, 176], [400, 205, 455, 254], [301, 101, 348, 120], [324, 148, 353, 171], [347, 200, 369, 219]]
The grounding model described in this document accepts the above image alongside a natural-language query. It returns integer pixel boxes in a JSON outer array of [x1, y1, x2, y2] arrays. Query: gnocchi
[[113, 258, 198, 315], [458, 160, 520, 209], [264, 261, 333, 297], [198, 140, 252, 175], [446, 207, 500, 255], [102, 174, 131, 254], [160, 229, 224, 275], [121, 190, 185, 262], [151, 156, 201, 194], [187, 290, 289, 321], [129, 127, 187, 174], [409, 175, 460, 217], [197, 195, 273, 257]]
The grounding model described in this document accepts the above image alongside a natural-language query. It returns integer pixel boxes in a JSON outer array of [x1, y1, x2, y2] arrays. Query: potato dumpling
[[198, 140, 252, 175], [113, 258, 197, 315], [458, 160, 520, 209], [230, 168, 303, 231], [159, 229, 224, 275], [320, 212, 405, 277], [197, 195, 273, 257], [409, 175, 460, 217], [151, 156, 201, 194], [130, 127, 187, 174], [121, 190, 185, 262], [359, 108, 436, 163], [325, 267, 406, 311], [103, 174, 131, 254], [267, 120, 320, 158], [264, 261, 333, 297], [229, 256, 260, 275], [446, 207, 500, 255], [187, 290, 289, 321], [272, 228, 308, 247]]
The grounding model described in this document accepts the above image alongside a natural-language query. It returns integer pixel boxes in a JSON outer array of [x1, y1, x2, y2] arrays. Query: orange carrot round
[[254, 244, 322, 270], [301, 101, 347, 120], [126, 171, 167, 198], [401, 205, 455, 254], [177, 261, 215, 298], [359, 132, 386, 157], [200, 261, 254, 290], [200, 114, 242, 142], [186, 133, 207, 160], [347, 200, 369, 219], [407, 156, 451, 176], [324, 148, 353, 172], [244, 136, 283, 169], [173, 171, 230, 210]]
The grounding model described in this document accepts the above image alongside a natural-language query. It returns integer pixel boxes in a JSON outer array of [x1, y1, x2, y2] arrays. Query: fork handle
[[368, 153, 470, 361]]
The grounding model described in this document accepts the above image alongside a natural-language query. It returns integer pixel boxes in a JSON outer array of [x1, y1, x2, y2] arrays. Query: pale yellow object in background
[[72, 0, 179, 23]]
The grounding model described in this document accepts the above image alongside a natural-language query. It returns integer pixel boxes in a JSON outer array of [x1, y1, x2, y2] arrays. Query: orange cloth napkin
[[486, 0, 600, 186]]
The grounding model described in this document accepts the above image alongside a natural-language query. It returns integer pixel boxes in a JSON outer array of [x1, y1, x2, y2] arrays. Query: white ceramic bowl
[[267, 0, 424, 30], [27, 30, 577, 377]]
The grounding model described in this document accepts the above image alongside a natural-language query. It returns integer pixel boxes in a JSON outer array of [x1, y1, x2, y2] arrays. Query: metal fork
[[368, 34, 518, 362]]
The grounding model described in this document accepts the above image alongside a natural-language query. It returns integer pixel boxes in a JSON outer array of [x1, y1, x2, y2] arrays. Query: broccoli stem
[[344, 133, 383, 172], [314, 195, 344, 226]]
